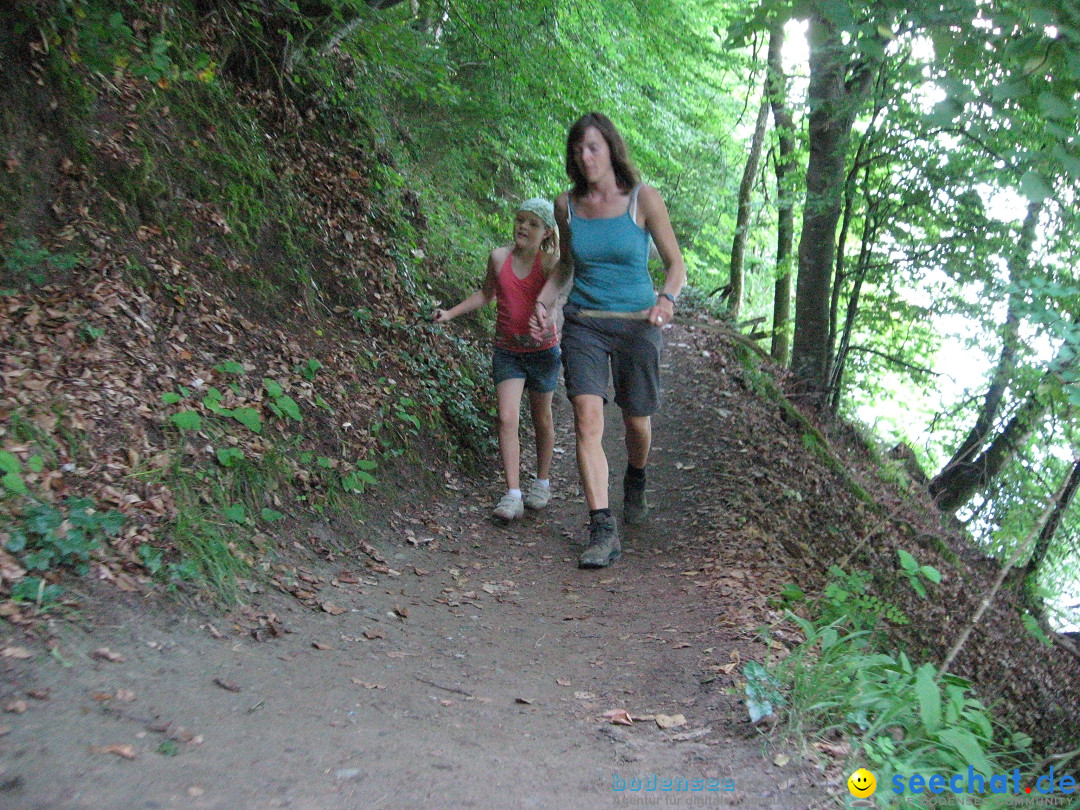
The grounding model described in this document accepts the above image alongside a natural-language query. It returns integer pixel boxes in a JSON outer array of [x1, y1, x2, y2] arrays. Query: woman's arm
[[530, 194, 574, 337], [639, 185, 686, 325], [434, 249, 501, 322]]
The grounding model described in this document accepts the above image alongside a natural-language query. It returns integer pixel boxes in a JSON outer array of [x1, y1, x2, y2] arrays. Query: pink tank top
[[493, 251, 558, 352]]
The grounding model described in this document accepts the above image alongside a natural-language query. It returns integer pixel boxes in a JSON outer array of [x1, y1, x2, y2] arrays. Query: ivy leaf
[[171, 411, 202, 431], [0, 451, 21, 474], [216, 361, 246, 374], [161, 392, 182, 404], [263, 378, 284, 399], [261, 507, 285, 522], [275, 395, 302, 421], [2, 471, 27, 495], [231, 407, 262, 433], [223, 504, 247, 523]]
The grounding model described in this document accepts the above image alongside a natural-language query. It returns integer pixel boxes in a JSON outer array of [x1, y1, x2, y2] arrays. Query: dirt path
[[0, 326, 837, 809]]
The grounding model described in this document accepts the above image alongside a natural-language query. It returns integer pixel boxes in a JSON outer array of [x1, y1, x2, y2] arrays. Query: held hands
[[528, 301, 550, 341]]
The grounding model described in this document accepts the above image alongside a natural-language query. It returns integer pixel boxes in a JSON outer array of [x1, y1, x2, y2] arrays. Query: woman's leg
[[496, 378, 526, 491], [623, 413, 651, 468], [527, 388, 556, 481], [572, 393, 608, 510]]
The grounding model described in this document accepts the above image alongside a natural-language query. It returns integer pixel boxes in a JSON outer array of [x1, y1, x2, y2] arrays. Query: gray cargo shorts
[[560, 307, 663, 416]]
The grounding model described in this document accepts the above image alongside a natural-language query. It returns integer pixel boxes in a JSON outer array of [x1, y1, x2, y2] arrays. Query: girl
[[434, 198, 563, 521]]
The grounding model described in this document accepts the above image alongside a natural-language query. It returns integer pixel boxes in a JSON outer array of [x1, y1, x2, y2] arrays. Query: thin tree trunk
[[938, 459, 1079, 678], [767, 21, 794, 364], [1021, 455, 1080, 600], [930, 200, 1042, 491], [728, 91, 771, 321]]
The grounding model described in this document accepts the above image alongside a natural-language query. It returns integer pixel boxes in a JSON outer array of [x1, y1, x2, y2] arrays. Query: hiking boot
[[523, 479, 551, 510], [578, 513, 621, 568], [493, 493, 524, 521], [623, 476, 649, 525]]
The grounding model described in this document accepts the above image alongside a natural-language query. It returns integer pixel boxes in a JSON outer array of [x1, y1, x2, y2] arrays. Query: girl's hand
[[433, 308, 451, 323], [528, 301, 550, 340]]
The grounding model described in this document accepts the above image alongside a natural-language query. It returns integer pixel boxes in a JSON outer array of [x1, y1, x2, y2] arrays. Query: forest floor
[[0, 322, 844, 810]]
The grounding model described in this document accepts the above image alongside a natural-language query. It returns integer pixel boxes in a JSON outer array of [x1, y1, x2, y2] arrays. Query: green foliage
[[896, 549, 942, 599], [4, 498, 123, 600], [819, 565, 909, 632], [766, 609, 1030, 808], [1, 237, 82, 287]]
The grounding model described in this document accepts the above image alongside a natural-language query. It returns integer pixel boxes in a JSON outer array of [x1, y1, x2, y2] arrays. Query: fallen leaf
[[350, 679, 385, 689], [114, 689, 136, 702], [321, 602, 347, 616], [26, 689, 50, 701], [556, 678, 572, 686], [774, 753, 790, 767], [574, 691, 596, 700], [362, 629, 386, 640], [655, 713, 687, 729], [91, 744, 136, 759], [312, 642, 333, 650], [439, 699, 453, 706], [4, 700, 27, 714], [393, 606, 409, 620], [604, 708, 634, 726], [213, 678, 241, 693], [202, 623, 224, 639], [515, 697, 534, 705], [91, 647, 125, 663], [91, 691, 114, 702], [0, 646, 30, 660]]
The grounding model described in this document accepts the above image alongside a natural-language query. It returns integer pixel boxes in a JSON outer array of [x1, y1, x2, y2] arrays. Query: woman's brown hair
[[565, 112, 641, 197]]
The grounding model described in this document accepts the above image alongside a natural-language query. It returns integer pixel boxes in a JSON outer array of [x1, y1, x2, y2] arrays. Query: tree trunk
[[728, 91, 771, 321], [930, 199, 1042, 487], [791, 13, 876, 396], [767, 21, 794, 364], [1021, 455, 1080, 604], [931, 383, 1051, 513]]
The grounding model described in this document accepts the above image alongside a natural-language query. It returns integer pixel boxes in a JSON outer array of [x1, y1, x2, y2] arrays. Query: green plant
[[4, 498, 123, 603], [819, 565, 908, 632], [295, 358, 323, 381], [896, 549, 942, 598], [2, 237, 81, 286]]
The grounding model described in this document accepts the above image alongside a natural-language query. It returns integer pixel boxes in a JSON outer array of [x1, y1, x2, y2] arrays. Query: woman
[[531, 112, 686, 568]]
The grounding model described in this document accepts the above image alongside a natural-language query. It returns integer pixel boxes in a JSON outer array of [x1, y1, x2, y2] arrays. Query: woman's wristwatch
[[658, 292, 676, 306]]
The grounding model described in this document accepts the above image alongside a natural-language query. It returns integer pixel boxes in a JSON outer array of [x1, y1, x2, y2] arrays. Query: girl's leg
[[527, 388, 556, 480], [495, 378, 526, 491]]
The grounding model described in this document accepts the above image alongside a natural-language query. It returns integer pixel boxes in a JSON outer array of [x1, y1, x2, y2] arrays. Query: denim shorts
[[560, 311, 662, 416], [492, 345, 561, 393]]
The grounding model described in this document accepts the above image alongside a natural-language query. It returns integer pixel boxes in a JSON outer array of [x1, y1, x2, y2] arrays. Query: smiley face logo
[[847, 768, 877, 798]]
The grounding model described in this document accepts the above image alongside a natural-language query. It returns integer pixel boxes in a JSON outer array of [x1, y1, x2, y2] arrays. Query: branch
[[844, 344, 942, 377]]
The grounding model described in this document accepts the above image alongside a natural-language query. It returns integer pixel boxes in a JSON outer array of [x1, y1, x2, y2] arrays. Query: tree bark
[[931, 382, 1052, 513], [728, 91, 771, 321], [791, 13, 876, 397], [767, 21, 794, 364]]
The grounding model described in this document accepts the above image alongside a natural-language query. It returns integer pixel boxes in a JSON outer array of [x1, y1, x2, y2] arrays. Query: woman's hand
[[648, 296, 674, 327], [433, 308, 452, 323]]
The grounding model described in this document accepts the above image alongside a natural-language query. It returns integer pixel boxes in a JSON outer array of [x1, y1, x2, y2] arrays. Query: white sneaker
[[493, 493, 524, 520], [524, 479, 551, 510]]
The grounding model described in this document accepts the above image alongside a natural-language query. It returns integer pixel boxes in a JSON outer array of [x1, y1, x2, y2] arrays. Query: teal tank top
[[567, 188, 655, 312]]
